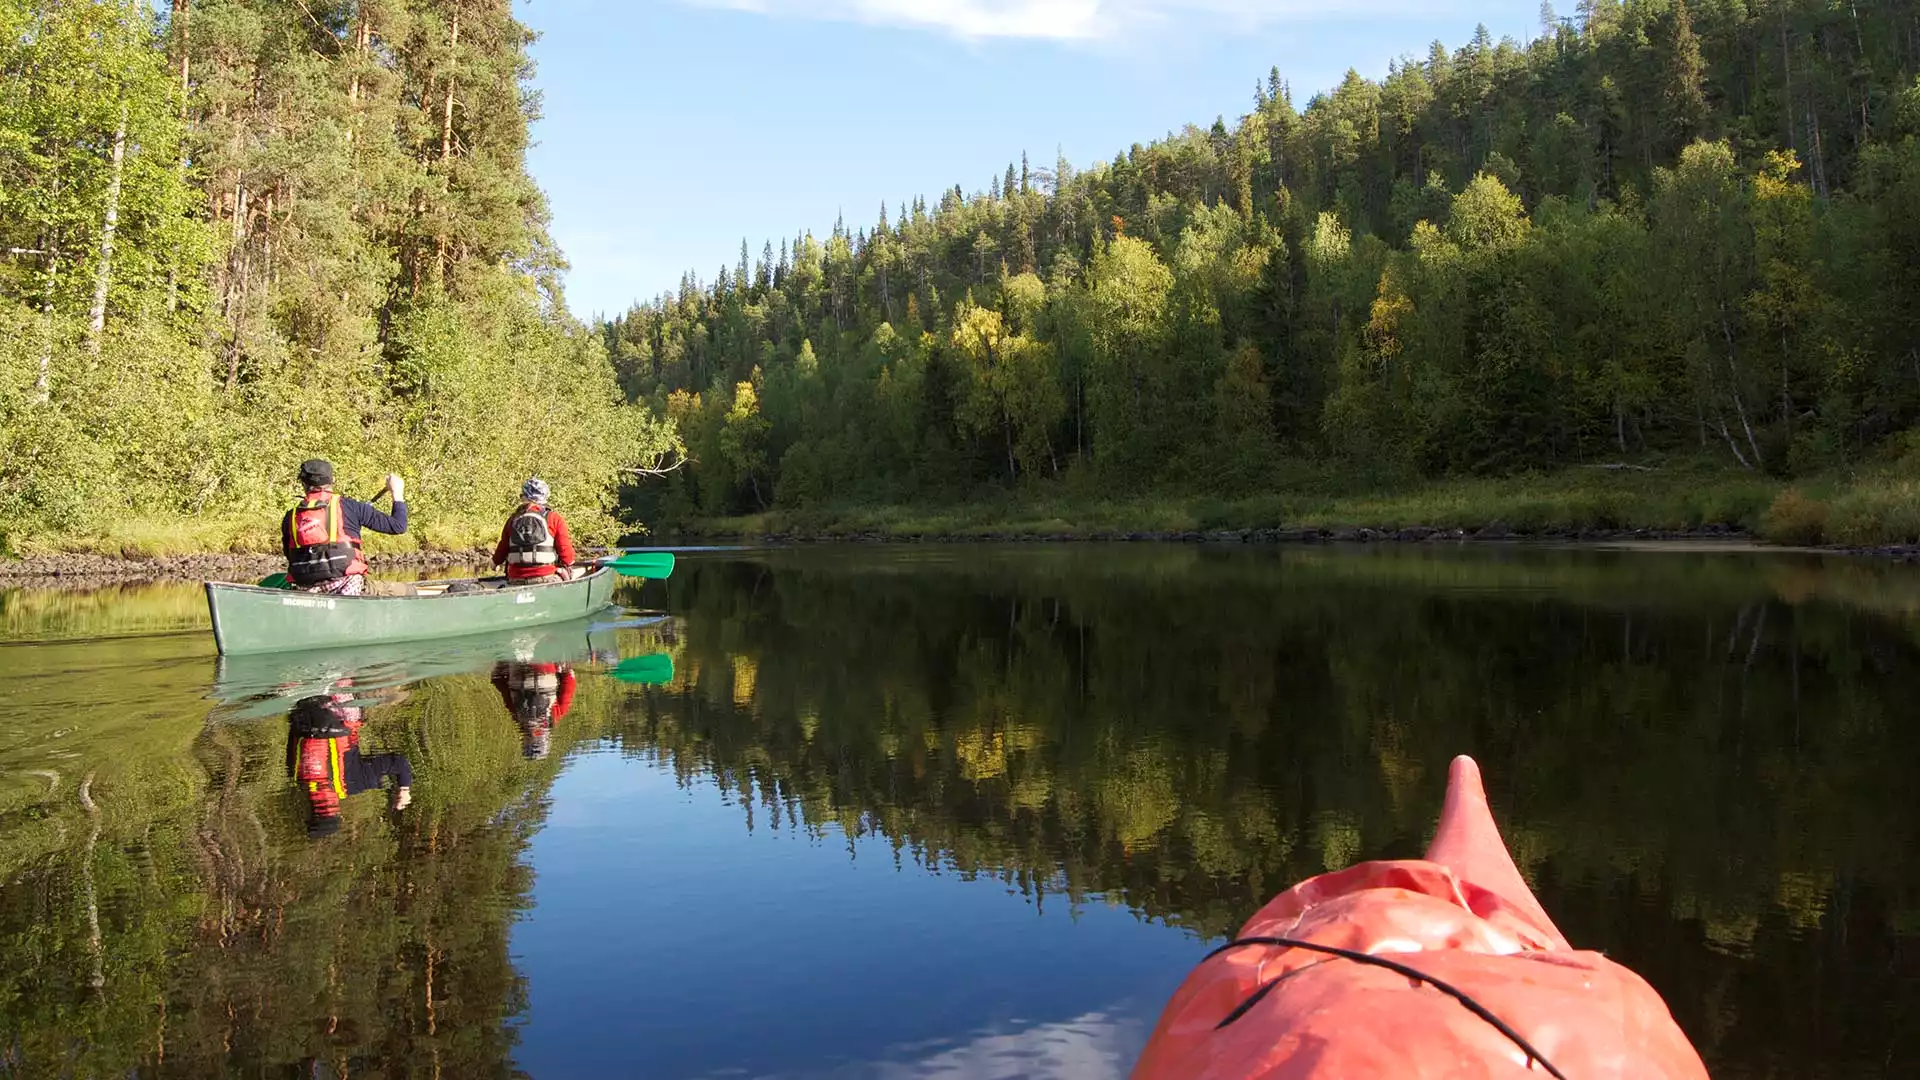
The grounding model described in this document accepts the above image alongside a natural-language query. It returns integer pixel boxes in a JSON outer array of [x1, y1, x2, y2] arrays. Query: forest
[[10, 0, 1920, 553], [0, 0, 677, 554], [608, 0, 1920, 543]]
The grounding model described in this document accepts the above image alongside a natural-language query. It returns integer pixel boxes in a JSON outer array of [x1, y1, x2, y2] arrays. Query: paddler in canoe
[[492, 477, 588, 582], [283, 458, 413, 596], [1132, 755, 1709, 1080]]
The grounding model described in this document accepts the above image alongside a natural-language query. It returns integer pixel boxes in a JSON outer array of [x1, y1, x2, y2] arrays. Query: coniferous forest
[[8, 1, 1920, 551], [608, 1, 1920, 542], [0, 0, 677, 552]]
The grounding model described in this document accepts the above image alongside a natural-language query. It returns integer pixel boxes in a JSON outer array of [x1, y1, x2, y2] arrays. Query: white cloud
[[755, 1006, 1154, 1079], [685, 0, 1374, 43]]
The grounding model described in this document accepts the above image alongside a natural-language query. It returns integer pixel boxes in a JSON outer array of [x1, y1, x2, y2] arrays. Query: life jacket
[[505, 503, 559, 575], [284, 490, 368, 585], [288, 697, 361, 821], [508, 667, 561, 722]]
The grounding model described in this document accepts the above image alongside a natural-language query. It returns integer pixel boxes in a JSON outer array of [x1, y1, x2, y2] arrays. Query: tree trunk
[[1076, 375, 1085, 460], [1780, 17, 1797, 159], [348, 13, 370, 145], [1809, 104, 1830, 198], [435, 9, 460, 284], [224, 184, 249, 391], [441, 10, 459, 162], [35, 186, 60, 404], [1719, 302, 1765, 466], [1717, 414, 1754, 470], [173, 0, 190, 126], [168, 3, 190, 313], [87, 104, 129, 354], [1004, 407, 1017, 482], [1780, 331, 1793, 438]]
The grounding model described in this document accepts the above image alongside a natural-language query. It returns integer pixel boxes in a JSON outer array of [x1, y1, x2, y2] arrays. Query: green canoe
[[204, 566, 622, 656]]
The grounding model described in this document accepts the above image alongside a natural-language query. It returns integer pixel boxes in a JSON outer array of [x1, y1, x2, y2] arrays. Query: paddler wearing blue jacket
[[282, 458, 413, 596]]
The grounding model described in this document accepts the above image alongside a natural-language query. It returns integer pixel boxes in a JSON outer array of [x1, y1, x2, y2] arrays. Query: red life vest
[[288, 696, 364, 828], [295, 733, 347, 817], [284, 489, 368, 585]]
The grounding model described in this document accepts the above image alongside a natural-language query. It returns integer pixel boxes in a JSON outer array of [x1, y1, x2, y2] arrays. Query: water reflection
[[0, 547, 1917, 1078], [287, 692, 416, 837], [207, 613, 653, 722], [496, 661, 575, 760]]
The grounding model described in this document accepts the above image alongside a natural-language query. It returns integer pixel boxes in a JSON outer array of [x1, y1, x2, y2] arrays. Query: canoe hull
[[206, 568, 621, 655]]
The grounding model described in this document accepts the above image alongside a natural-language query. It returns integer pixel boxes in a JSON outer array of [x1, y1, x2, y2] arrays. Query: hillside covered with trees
[[609, 0, 1920, 541], [0, 0, 677, 553]]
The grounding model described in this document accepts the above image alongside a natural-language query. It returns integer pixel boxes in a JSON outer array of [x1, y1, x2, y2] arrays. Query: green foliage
[[602, 3, 1920, 526], [1, 0, 677, 552], [950, 301, 1063, 480], [684, 464, 1787, 541]]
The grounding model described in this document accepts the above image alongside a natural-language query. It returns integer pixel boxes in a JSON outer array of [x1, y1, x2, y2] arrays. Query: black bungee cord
[[1198, 935, 1570, 1080]]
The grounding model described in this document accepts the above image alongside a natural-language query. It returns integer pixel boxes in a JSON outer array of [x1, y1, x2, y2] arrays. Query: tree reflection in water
[[0, 545, 1915, 1077]]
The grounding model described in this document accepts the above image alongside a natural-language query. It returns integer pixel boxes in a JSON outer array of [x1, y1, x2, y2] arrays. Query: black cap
[[298, 458, 334, 487]]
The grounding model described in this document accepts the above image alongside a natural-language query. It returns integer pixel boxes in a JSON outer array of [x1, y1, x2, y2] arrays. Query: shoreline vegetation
[[7, 462, 1917, 578], [678, 463, 1919, 553], [2, 2, 679, 559], [9, 4, 1920, 563]]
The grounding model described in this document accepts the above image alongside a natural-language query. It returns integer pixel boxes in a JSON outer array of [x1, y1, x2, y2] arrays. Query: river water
[[1, 544, 1916, 1078]]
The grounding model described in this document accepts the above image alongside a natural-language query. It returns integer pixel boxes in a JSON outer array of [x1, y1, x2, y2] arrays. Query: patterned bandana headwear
[[522, 477, 550, 505]]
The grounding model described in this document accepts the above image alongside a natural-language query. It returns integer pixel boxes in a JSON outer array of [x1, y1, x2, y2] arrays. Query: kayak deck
[[1131, 756, 1710, 1080]]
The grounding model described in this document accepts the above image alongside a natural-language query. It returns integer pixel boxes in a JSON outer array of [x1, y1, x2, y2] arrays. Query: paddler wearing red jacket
[[492, 477, 582, 582]]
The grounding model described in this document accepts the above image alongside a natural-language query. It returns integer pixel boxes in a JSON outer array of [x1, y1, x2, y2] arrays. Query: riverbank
[[10, 465, 1918, 577], [0, 550, 490, 582], [679, 466, 1920, 553]]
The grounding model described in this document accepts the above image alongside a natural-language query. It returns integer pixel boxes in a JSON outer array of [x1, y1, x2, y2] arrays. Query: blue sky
[[518, 0, 1550, 319]]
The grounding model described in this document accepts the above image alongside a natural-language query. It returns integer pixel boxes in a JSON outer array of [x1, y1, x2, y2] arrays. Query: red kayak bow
[[1131, 756, 1709, 1079]]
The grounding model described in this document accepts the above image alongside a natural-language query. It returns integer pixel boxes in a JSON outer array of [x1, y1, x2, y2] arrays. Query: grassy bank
[[10, 462, 1916, 559], [682, 464, 1920, 549], [6, 513, 509, 561]]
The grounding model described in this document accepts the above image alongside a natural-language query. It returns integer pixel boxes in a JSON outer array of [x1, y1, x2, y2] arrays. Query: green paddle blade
[[603, 551, 676, 579], [611, 653, 674, 684], [257, 572, 291, 589]]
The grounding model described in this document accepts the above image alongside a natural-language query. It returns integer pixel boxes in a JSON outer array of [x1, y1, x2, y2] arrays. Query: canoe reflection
[[211, 614, 664, 722]]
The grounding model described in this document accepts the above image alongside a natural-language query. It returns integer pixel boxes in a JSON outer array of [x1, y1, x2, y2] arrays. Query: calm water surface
[[2, 544, 1917, 1078]]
